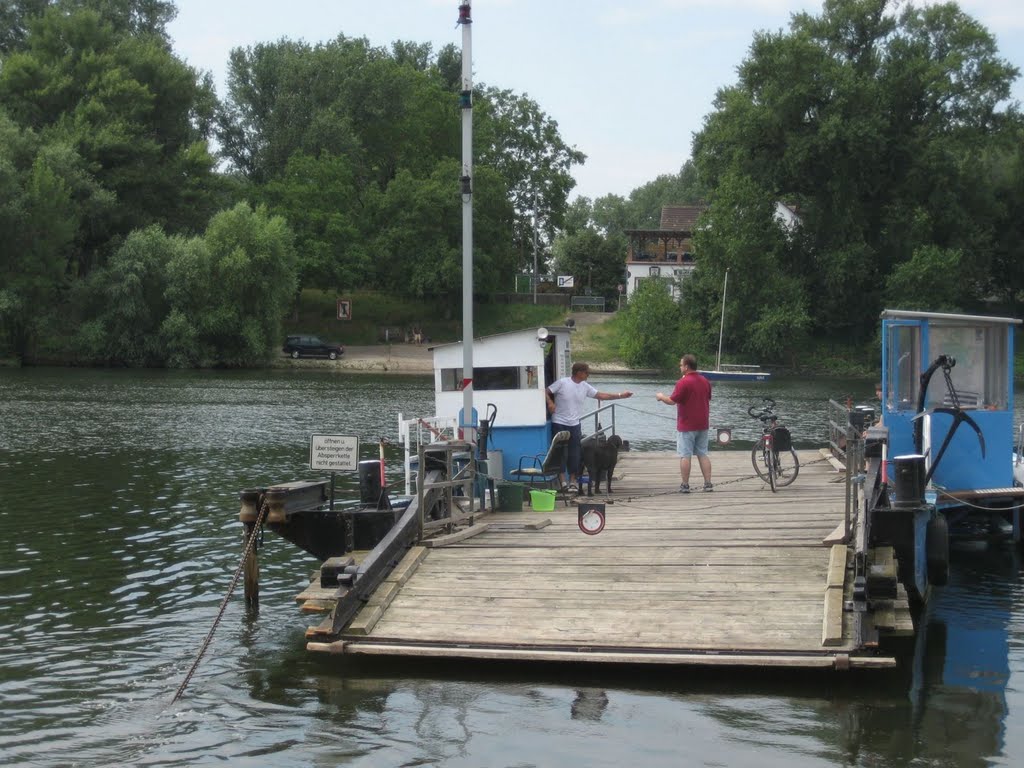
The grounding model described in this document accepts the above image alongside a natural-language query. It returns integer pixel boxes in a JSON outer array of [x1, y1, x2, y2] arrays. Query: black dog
[[582, 434, 623, 496]]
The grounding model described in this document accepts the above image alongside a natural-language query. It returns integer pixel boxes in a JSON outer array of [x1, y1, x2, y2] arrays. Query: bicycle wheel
[[750, 442, 777, 491], [750, 443, 767, 480], [772, 448, 800, 487]]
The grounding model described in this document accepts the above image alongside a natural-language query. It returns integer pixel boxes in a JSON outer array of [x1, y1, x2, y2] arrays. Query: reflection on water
[[907, 544, 1020, 766], [0, 367, 1022, 767]]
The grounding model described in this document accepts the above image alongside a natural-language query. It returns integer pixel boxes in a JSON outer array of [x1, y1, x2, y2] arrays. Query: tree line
[[2, 0, 1022, 370], [0, 0, 583, 365], [586, 0, 1024, 369]]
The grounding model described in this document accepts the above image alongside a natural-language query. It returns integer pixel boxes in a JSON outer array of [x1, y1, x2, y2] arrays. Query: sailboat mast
[[716, 268, 729, 372], [458, 2, 475, 442]]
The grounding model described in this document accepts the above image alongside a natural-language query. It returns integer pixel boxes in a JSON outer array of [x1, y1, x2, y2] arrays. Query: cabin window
[[926, 324, 1008, 409], [440, 366, 540, 392], [887, 325, 920, 411]]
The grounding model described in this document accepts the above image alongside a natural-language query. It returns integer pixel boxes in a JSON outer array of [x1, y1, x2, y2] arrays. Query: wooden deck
[[304, 449, 912, 669]]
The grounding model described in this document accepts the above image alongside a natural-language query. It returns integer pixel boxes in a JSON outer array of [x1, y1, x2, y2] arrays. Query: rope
[[172, 498, 269, 704], [612, 403, 678, 422], [934, 487, 1024, 513]]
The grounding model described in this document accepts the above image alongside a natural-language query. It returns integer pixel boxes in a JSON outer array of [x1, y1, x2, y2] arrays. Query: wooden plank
[[822, 521, 848, 545], [821, 583, 845, 646], [424, 523, 490, 548], [306, 640, 894, 668], [334, 642, 895, 668], [294, 582, 342, 603], [347, 604, 385, 635], [826, 545, 847, 590], [347, 547, 429, 635], [871, 602, 896, 631], [386, 546, 428, 587], [366, 579, 400, 607]]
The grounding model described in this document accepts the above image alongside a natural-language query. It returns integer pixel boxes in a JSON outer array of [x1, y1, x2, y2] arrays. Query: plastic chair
[[509, 430, 570, 491]]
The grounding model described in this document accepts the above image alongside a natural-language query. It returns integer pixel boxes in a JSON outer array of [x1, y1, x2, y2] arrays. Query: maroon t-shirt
[[669, 372, 712, 431]]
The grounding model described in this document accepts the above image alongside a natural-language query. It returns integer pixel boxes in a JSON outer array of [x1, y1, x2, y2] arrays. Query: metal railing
[[580, 402, 618, 442], [570, 296, 606, 311], [826, 398, 854, 461], [398, 413, 459, 496]]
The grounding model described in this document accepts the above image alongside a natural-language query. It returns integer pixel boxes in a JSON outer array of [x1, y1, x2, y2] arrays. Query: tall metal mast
[[457, 2, 475, 443], [716, 268, 729, 372]]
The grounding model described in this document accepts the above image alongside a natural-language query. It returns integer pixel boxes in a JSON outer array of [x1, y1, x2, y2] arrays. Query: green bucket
[[496, 482, 523, 512], [529, 489, 556, 512]]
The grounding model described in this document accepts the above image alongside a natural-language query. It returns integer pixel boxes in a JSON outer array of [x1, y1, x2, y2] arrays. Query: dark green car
[[282, 335, 345, 360]]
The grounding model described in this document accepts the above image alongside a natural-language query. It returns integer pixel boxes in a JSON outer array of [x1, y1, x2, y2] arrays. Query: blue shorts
[[677, 430, 710, 458]]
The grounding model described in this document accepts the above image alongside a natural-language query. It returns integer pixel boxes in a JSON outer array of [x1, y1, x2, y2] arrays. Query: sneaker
[[679, 483, 690, 494], [567, 483, 579, 495], [702, 483, 714, 492]]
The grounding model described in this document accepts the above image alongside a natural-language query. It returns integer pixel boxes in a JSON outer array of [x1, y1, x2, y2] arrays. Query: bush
[[618, 280, 688, 369]]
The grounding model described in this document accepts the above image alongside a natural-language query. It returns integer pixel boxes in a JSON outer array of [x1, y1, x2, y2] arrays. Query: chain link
[[172, 497, 269, 704]]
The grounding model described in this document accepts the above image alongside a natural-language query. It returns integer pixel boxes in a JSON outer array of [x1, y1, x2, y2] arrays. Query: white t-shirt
[[548, 377, 598, 426]]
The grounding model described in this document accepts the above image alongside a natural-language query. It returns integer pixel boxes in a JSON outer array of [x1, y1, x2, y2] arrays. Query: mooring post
[[243, 521, 259, 607]]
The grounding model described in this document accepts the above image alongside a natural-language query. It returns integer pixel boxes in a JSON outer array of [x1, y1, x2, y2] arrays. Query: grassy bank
[[292, 290, 883, 378], [288, 290, 571, 346]]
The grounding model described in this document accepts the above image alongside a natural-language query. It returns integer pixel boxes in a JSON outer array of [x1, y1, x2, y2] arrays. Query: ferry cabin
[[430, 326, 574, 481], [880, 309, 1022, 536]]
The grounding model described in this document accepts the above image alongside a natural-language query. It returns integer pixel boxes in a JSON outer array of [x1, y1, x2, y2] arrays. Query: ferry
[[879, 309, 1024, 542], [201, 4, 966, 684], [399, 325, 603, 499]]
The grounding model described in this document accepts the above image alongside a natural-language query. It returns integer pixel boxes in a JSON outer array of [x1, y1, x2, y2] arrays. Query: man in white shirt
[[546, 362, 633, 493]]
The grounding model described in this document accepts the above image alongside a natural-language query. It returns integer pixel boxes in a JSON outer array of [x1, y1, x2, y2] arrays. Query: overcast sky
[[168, 0, 1024, 201]]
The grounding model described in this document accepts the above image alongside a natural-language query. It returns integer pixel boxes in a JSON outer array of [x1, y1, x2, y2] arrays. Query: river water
[[1, 367, 1022, 767]]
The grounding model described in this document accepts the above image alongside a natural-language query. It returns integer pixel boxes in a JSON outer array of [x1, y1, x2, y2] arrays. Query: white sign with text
[[309, 434, 359, 471]]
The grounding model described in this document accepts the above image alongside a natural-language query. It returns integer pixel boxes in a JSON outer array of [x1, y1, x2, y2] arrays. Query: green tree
[[0, 113, 78, 355], [618, 278, 688, 369], [162, 203, 298, 367], [261, 151, 368, 292], [884, 245, 964, 311], [685, 171, 811, 363], [475, 87, 586, 274], [370, 161, 515, 301], [626, 162, 708, 228], [692, 0, 1021, 339], [77, 225, 182, 365], [1, 0, 176, 54], [552, 229, 627, 300], [219, 36, 457, 187], [0, 5, 220, 277]]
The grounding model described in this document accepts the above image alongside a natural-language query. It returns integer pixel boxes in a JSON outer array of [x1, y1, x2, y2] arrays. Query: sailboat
[[701, 268, 771, 382]]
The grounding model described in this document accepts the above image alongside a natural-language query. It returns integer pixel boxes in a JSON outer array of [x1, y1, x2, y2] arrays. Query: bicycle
[[747, 397, 800, 492]]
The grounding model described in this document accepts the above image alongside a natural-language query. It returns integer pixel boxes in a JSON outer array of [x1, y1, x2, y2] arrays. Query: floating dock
[[300, 449, 912, 669]]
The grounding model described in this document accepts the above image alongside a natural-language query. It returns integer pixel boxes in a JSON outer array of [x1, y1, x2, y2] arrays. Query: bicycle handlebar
[[747, 397, 779, 421]]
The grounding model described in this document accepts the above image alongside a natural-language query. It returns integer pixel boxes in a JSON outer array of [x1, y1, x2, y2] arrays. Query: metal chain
[[614, 454, 834, 503], [942, 361, 960, 410], [172, 497, 269, 704]]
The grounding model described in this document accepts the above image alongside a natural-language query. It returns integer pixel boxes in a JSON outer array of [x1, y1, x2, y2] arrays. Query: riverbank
[[272, 344, 434, 374], [269, 344, 650, 376]]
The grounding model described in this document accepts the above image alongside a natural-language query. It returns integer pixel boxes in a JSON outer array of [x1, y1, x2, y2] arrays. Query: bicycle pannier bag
[[771, 426, 792, 452]]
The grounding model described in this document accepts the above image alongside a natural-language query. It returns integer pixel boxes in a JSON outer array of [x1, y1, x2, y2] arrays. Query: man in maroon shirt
[[655, 354, 713, 493]]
